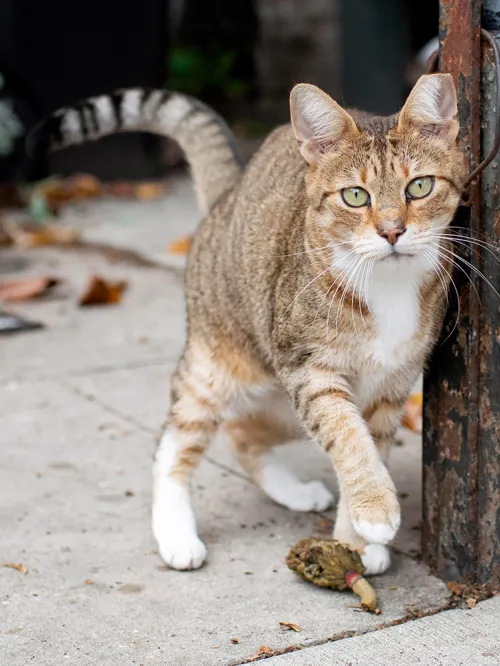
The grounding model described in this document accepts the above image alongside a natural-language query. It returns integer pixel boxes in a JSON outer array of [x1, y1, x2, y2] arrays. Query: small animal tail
[[27, 89, 244, 215]]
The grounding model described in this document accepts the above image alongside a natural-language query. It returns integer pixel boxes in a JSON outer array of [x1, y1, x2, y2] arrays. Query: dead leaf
[[3, 562, 27, 574], [34, 174, 102, 214], [230, 638, 239, 644], [5, 219, 79, 248], [134, 182, 166, 201], [107, 182, 136, 198], [248, 646, 275, 661], [313, 517, 332, 535], [168, 234, 192, 255], [467, 597, 477, 608], [279, 621, 302, 633], [84, 579, 93, 585], [0, 277, 59, 302], [402, 393, 423, 433], [447, 581, 466, 597], [79, 275, 128, 306]]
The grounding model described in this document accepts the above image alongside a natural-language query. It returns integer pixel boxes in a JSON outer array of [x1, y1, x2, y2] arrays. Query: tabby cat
[[31, 74, 465, 575]]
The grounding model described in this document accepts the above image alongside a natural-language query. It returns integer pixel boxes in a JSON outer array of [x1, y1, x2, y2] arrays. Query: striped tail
[[27, 89, 244, 215]]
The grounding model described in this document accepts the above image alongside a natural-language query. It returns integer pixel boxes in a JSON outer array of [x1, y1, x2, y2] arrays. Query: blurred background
[[0, 0, 438, 185]]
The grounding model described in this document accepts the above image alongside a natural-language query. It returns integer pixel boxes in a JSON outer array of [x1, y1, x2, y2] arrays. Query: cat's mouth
[[381, 250, 416, 263]]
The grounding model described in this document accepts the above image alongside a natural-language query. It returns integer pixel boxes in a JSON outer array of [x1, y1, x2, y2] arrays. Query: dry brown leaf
[[0, 277, 59, 302], [248, 646, 275, 661], [3, 562, 27, 574], [168, 234, 192, 255], [313, 517, 332, 535], [8, 222, 79, 248], [467, 597, 477, 608], [279, 621, 302, 633], [230, 638, 239, 644], [79, 275, 128, 306], [401, 393, 423, 433], [107, 182, 137, 198], [84, 578, 93, 585], [134, 183, 166, 201], [447, 581, 466, 597], [36, 174, 102, 212]]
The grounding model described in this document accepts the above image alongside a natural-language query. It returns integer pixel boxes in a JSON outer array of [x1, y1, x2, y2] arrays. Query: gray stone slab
[[0, 246, 185, 382], [1, 380, 448, 666], [58, 172, 200, 270], [266, 597, 500, 666]]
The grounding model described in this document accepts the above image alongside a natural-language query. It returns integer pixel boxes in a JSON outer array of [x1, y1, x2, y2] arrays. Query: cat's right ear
[[290, 84, 359, 167]]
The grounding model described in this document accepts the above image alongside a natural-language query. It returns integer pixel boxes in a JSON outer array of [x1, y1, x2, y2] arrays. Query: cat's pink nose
[[378, 227, 406, 245]]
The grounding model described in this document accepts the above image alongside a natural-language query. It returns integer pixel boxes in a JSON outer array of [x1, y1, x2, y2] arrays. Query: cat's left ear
[[290, 83, 359, 166], [398, 74, 459, 141]]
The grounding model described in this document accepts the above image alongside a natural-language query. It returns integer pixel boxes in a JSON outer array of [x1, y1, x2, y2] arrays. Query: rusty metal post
[[423, 0, 500, 587]]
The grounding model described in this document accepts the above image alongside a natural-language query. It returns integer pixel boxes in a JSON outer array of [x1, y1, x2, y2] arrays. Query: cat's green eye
[[341, 187, 370, 208], [406, 176, 434, 200]]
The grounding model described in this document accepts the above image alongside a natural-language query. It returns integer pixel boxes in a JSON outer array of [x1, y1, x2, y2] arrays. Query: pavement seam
[[1, 356, 176, 385], [229, 601, 453, 665], [59, 380, 254, 484]]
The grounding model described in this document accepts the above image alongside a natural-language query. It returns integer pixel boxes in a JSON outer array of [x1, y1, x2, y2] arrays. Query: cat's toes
[[156, 533, 207, 570], [361, 544, 391, 575], [353, 516, 400, 544], [351, 493, 400, 544], [284, 480, 334, 512]]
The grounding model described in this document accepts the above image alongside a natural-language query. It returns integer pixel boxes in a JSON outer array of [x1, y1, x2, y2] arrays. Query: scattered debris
[[467, 597, 477, 608], [313, 517, 332, 535], [134, 183, 166, 201], [29, 174, 102, 218], [402, 393, 423, 433], [248, 646, 275, 661], [398, 492, 410, 499], [79, 275, 128, 306], [168, 234, 192, 255], [447, 581, 466, 597], [0, 277, 59, 303], [0, 309, 43, 335], [279, 621, 301, 633], [1, 218, 79, 248], [124, 490, 135, 497], [286, 537, 379, 613], [246, 645, 303, 663], [84, 579, 93, 585], [3, 562, 27, 574], [230, 638, 239, 644]]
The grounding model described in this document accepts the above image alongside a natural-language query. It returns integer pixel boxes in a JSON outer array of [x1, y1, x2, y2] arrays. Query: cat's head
[[290, 74, 466, 273]]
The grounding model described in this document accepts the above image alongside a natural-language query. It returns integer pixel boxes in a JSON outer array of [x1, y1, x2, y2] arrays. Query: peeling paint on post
[[423, 0, 500, 587]]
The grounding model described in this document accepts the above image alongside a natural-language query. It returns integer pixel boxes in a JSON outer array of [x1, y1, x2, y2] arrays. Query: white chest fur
[[365, 268, 420, 367], [351, 262, 422, 410]]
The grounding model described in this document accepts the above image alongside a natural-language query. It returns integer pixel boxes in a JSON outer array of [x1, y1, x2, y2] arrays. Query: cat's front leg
[[279, 363, 401, 546]]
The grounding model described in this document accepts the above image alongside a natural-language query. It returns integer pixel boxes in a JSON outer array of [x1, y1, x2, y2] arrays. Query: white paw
[[284, 480, 334, 512], [352, 513, 400, 544], [155, 527, 207, 570], [361, 544, 391, 575]]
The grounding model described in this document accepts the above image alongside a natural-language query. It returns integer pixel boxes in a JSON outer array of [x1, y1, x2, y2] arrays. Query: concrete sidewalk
[[1, 173, 496, 665]]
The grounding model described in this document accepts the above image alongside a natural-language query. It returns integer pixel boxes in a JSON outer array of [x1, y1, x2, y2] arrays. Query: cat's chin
[[379, 251, 416, 263]]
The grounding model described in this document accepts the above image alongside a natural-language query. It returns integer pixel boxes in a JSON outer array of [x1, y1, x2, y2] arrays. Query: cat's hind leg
[[225, 390, 334, 512], [153, 342, 235, 570], [153, 339, 273, 570]]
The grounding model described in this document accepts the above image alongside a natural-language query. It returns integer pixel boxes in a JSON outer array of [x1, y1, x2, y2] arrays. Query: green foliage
[[168, 48, 247, 99]]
